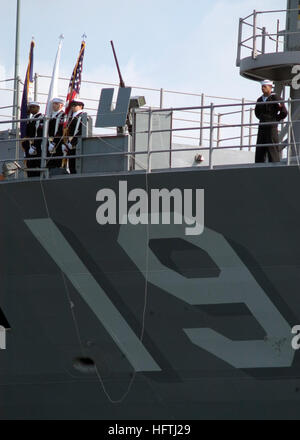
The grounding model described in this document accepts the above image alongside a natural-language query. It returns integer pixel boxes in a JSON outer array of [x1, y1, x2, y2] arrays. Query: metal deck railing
[[0, 73, 258, 150], [236, 8, 300, 65], [0, 96, 298, 179], [0, 64, 298, 179]]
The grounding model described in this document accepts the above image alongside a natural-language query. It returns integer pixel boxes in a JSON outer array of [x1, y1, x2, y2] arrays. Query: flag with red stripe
[[64, 41, 86, 124]]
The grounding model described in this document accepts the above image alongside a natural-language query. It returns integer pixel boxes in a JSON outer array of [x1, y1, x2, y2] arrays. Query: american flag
[[65, 41, 86, 122]]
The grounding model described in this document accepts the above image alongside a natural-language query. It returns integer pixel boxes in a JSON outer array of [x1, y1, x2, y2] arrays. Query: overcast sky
[[0, 0, 287, 112]]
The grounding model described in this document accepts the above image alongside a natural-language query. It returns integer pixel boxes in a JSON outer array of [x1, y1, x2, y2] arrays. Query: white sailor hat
[[71, 99, 84, 108], [28, 101, 40, 107], [52, 97, 64, 104], [261, 80, 273, 87]]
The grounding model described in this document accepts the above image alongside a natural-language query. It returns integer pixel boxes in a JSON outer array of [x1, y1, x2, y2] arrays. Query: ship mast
[[12, 0, 20, 132]]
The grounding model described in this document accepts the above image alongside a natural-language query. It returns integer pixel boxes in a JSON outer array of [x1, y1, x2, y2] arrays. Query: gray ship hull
[[0, 165, 300, 420]]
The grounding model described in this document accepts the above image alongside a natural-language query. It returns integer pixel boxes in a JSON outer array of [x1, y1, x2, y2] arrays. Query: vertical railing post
[[209, 103, 214, 170], [15, 76, 21, 167], [249, 107, 253, 151], [252, 10, 257, 59], [41, 116, 48, 173], [287, 98, 292, 166], [147, 109, 153, 173], [34, 73, 39, 101], [262, 27, 266, 54], [217, 114, 221, 148], [236, 18, 243, 66], [130, 108, 136, 171], [160, 88, 164, 109], [276, 19, 280, 53], [16, 76, 21, 122], [199, 93, 204, 146], [240, 98, 245, 150]]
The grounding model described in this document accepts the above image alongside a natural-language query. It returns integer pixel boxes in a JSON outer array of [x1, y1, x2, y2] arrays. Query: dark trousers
[[47, 144, 63, 169], [255, 146, 281, 163], [68, 149, 77, 174], [255, 124, 281, 163], [23, 141, 41, 177]]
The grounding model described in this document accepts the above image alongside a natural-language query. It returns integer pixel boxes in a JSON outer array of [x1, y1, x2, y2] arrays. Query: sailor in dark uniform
[[22, 101, 44, 177], [255, 80, 287, 163], [47, 97, 65, 170], [63, 99, 85, 174]]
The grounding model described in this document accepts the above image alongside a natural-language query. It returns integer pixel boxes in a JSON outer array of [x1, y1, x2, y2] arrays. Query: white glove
[[62, 144, 69, 155], [67, 142, 73, 149], [48, 142, 55, 154], [29, 146, 37, 156]]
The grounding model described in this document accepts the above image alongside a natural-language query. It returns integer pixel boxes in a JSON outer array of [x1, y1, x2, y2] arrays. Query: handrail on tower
[[237, 2, 300, 159]]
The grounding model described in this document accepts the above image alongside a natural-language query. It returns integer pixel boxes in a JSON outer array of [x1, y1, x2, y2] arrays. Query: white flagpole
[[41, 35, 64, 171], [45, 34, 64, 118]]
